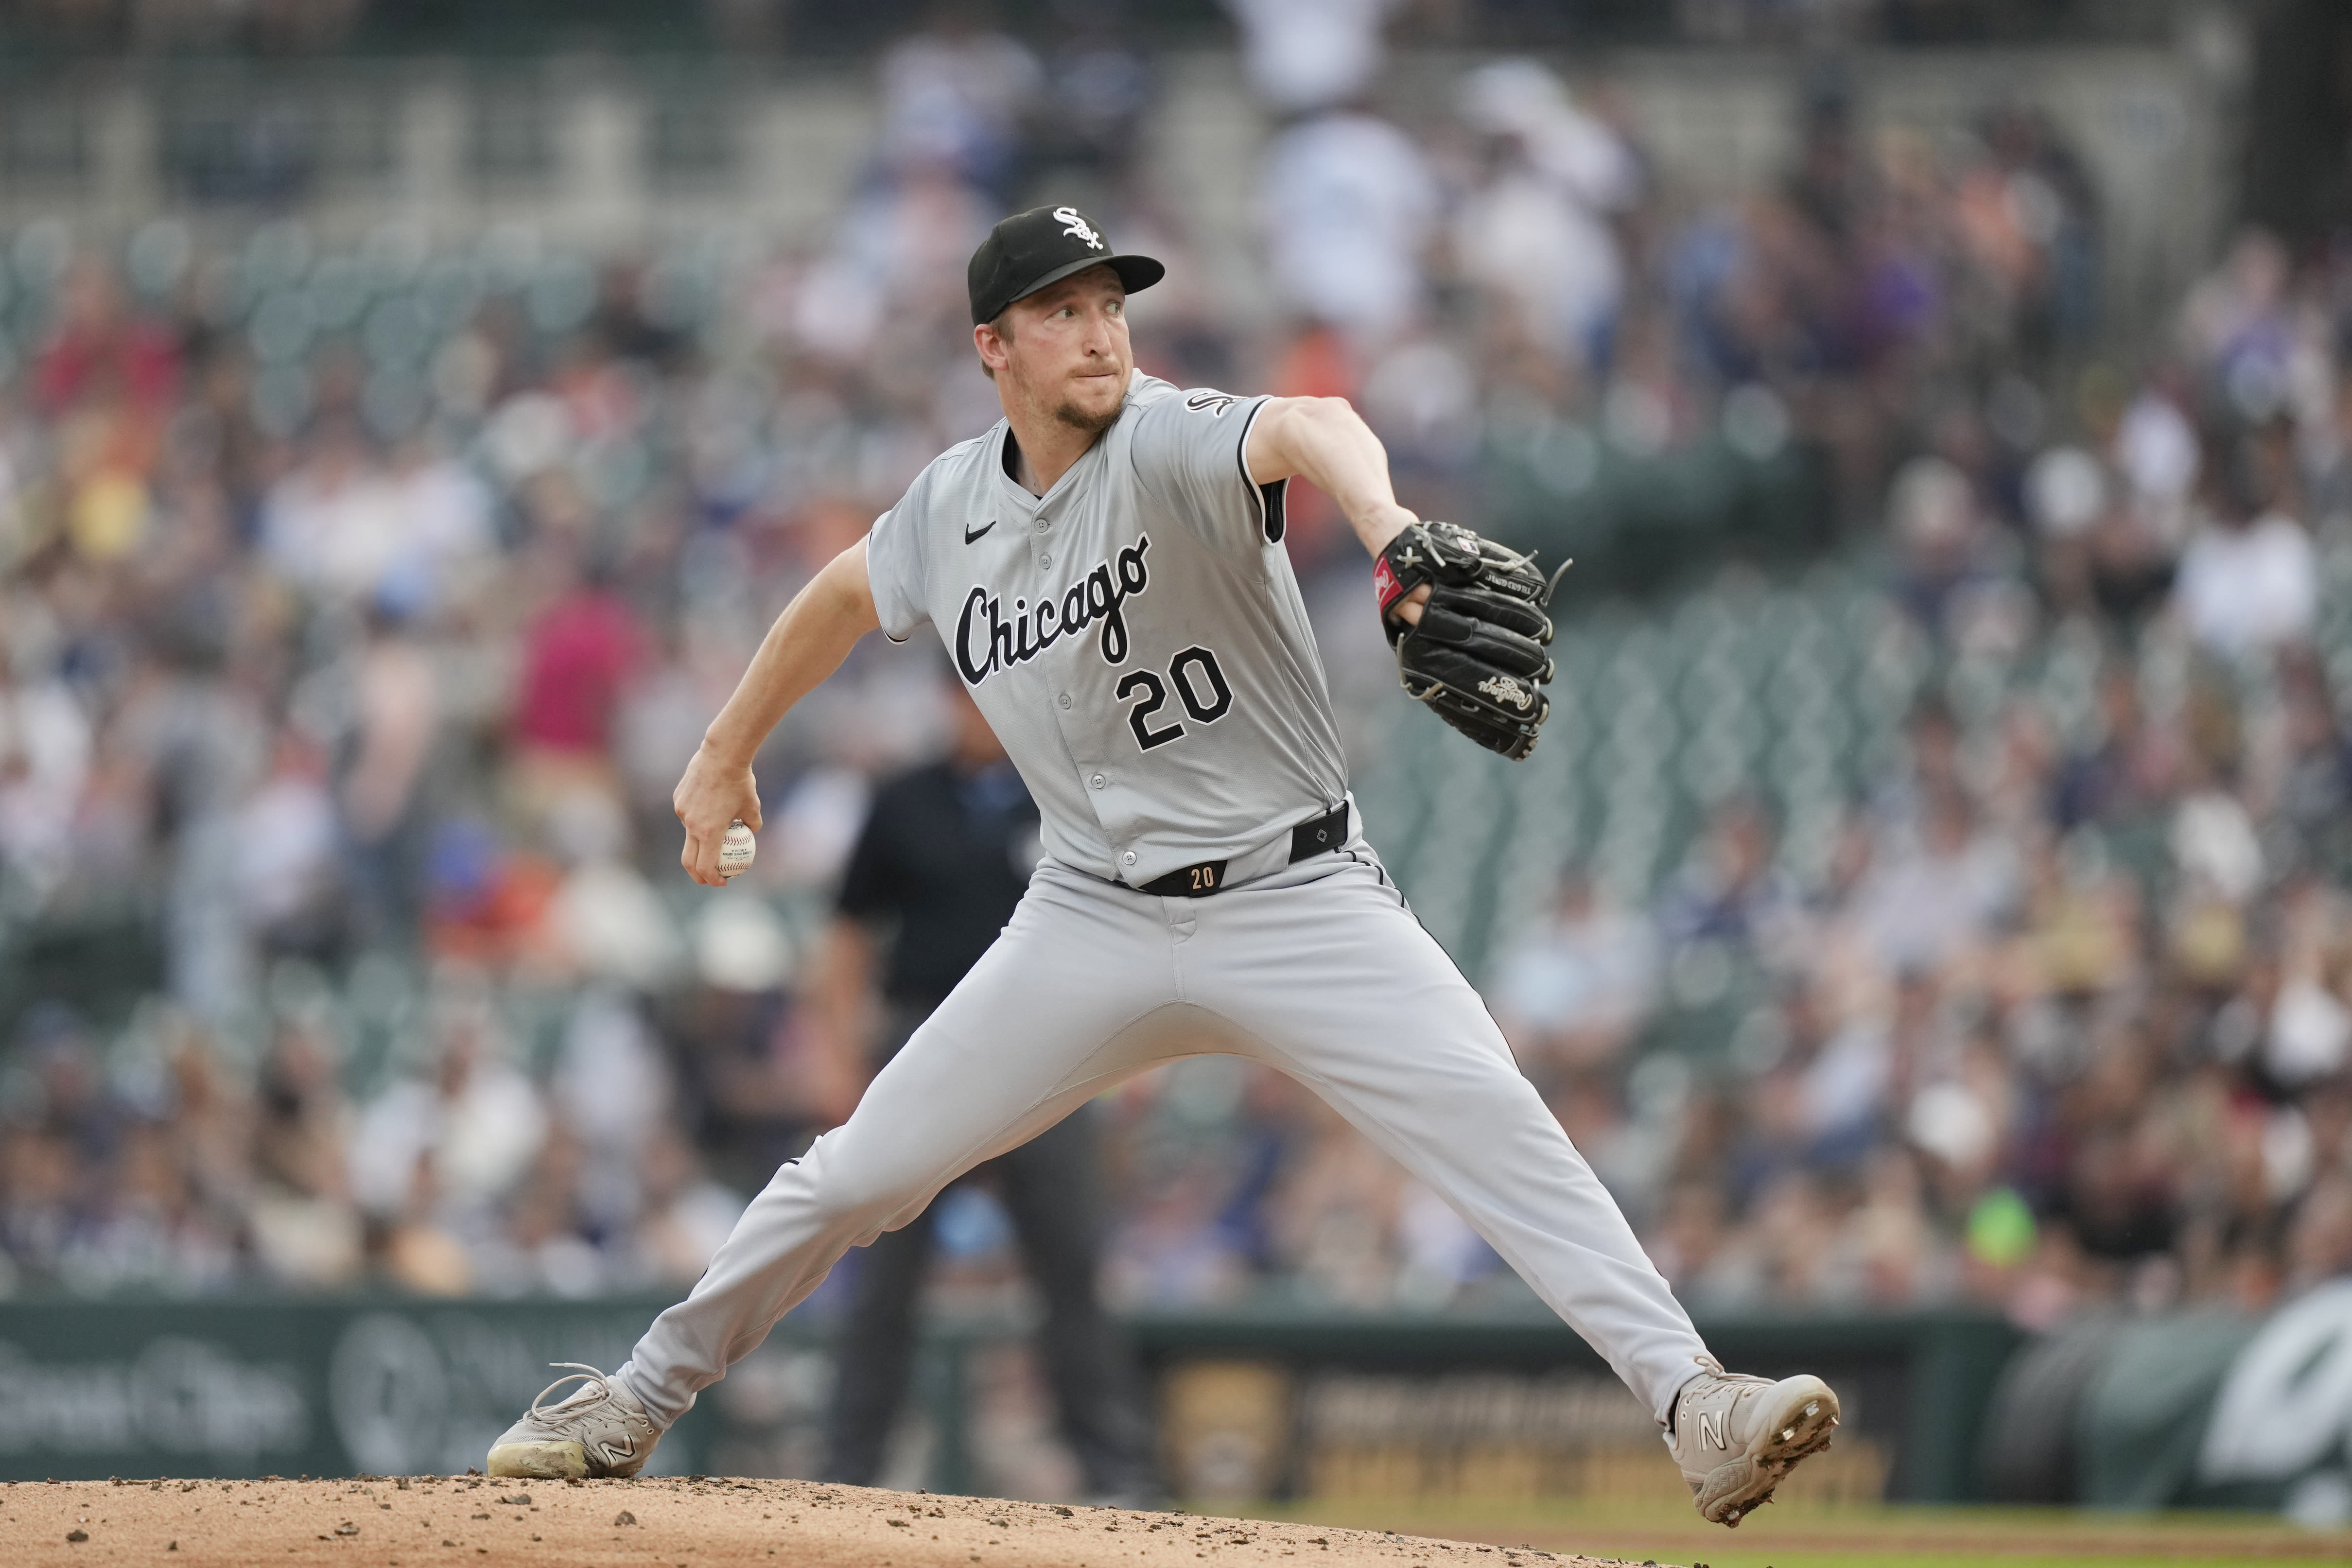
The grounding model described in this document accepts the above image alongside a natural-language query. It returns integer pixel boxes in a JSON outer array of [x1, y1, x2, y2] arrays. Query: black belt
[[1138, 802, 1349, 898]]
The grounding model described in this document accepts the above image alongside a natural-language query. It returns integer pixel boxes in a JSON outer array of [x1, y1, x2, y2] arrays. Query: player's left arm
[[1244, 396, 1426, 623]]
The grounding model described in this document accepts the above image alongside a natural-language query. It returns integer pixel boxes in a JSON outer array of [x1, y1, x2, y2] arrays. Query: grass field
[[1241, 1498, 2352, 1568]]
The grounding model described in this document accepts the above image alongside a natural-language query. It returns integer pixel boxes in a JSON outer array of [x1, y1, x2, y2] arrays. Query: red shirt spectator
[[32, 261, 181, 418], [511, 585, 645, 755]]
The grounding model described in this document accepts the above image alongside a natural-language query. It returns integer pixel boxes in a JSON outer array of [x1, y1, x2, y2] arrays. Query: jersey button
[[1036, 519, 1050, 533], [1090, 773, 1106, 790], [1122, 852, 1137, 867], [1058, 693, 1073, 710], [1039, 553, 1052, 568]]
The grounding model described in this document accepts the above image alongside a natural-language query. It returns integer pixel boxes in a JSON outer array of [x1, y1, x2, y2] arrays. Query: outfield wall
[[1976, 1281, 2352, 1518], [0, 1296, 2015, 1503], [23, 1290, 2348, 1515]]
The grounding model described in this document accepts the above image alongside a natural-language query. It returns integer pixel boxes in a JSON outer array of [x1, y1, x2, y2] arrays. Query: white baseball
[[718, 819, 757, 880]]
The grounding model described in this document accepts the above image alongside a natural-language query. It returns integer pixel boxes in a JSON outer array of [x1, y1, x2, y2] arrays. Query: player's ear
[[975, 316, 1015, 382]]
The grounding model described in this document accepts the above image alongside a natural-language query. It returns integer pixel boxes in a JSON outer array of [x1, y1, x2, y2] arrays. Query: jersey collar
[[989, 372, 1140, 514]]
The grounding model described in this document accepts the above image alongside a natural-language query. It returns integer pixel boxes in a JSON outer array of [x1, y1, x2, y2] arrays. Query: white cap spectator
[[2113, 387, 2201, 518], [1452, 62, 1642, 360], [348, 1005, 547, 1223], [2174, 508, 2317, 654], [692, 897, 797, 994], [1256, 110, 1436, 339], [1222, 0, 1402, 116], [2024, 445, 2108, 539]]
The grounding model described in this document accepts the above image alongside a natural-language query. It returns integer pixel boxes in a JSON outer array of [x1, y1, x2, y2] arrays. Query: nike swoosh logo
[[964, 520, 998, 544]]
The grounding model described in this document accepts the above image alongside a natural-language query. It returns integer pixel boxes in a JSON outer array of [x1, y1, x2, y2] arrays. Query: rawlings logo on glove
[[1479, 673, 1535, 711], [1374, 521, 1564, 761]]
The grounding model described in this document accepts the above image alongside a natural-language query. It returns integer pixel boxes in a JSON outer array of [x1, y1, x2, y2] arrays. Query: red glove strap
[[1373, 556, 1407, 616]]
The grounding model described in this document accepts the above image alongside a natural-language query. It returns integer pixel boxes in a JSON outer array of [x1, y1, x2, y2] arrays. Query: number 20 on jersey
[[1116, 645, 1232, 750]]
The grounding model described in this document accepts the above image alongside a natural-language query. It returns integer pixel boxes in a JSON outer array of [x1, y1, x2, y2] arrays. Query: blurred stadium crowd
[[0, 1, 2348, 1346]]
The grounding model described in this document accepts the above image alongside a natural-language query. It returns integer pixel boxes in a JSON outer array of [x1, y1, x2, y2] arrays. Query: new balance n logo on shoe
[[596, 1436, 635, 1465], [1699, 1411, 1726, 1451]]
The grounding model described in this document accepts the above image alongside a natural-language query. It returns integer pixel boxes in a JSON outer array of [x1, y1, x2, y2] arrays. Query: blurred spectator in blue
[[1658, 796, 1796, 953], [1490, 867, 1660, 1073], [337, 600, 442, 945], [2183, 231, 2297, 422], [1030, 2, 1155, 192], [877, 1, 1042, 203], [22, 1004, 117, 1169], [2054, 664, 2184, 831]]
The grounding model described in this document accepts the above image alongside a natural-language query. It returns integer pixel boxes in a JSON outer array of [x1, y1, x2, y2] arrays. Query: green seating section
[[1359, 525, 2352, 987]]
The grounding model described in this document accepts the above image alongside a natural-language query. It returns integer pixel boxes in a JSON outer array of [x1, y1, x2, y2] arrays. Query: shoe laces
[[528, 1363, 627, 1429], [1687, 1355, 1774, 1395]]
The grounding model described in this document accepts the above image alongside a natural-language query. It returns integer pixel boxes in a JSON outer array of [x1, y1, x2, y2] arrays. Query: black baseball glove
[[1373, 520, 1562, 761]]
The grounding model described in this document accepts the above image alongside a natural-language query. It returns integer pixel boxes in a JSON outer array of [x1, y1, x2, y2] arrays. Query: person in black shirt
[[807, 679, 1156, 1499]]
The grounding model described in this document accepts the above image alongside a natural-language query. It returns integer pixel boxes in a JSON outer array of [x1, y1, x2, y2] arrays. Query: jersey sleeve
[[863, 481, 932, 643], [1127, 385, 1290, 558]]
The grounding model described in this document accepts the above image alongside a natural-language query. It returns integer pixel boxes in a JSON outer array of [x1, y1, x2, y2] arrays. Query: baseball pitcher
[[487, 205, 1838, 1527]]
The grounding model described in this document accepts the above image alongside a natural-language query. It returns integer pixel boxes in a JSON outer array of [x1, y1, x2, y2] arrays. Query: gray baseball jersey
[[864, 371, 1348, 887]]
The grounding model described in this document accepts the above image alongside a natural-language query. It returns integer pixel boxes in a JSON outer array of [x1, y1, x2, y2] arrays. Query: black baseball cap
[[968, 205, 1165, 327]]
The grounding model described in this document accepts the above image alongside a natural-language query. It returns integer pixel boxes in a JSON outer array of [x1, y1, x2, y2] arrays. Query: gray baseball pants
[[617, 836, 1711, 1429]]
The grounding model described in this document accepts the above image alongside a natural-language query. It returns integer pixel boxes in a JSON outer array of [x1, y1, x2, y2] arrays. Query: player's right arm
[[674, 540, 881, 887]]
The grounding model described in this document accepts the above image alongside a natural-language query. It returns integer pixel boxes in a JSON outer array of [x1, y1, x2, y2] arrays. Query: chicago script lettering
[[957, 535, 1152, 684]]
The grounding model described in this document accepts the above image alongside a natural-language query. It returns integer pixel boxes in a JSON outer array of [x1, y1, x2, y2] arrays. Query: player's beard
[[1051, 391, 1124, 438]]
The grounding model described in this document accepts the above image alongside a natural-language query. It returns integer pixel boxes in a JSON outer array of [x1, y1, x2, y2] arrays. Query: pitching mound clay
[[3, 1477, 1649, 1568]]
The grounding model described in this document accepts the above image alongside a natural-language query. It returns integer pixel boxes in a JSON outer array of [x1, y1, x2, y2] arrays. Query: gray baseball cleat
[[1664, 1356, 1840, 1526], [487, 1363, 659, 1480]]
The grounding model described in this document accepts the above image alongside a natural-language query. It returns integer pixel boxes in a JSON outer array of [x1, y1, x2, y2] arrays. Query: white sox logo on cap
[[968, 204, 1162, 324]]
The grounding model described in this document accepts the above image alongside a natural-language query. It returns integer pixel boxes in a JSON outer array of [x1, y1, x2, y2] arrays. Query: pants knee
[[799, 1134, 933, 1233]]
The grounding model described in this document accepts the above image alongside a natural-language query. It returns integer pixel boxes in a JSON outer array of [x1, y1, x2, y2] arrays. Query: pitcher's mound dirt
[[1, 1476, 1653, 1568]]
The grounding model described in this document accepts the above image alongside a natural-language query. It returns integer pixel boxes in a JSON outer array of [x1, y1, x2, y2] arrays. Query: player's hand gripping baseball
[[675, 743, 764, 888], [669, 542, 879, 887]]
